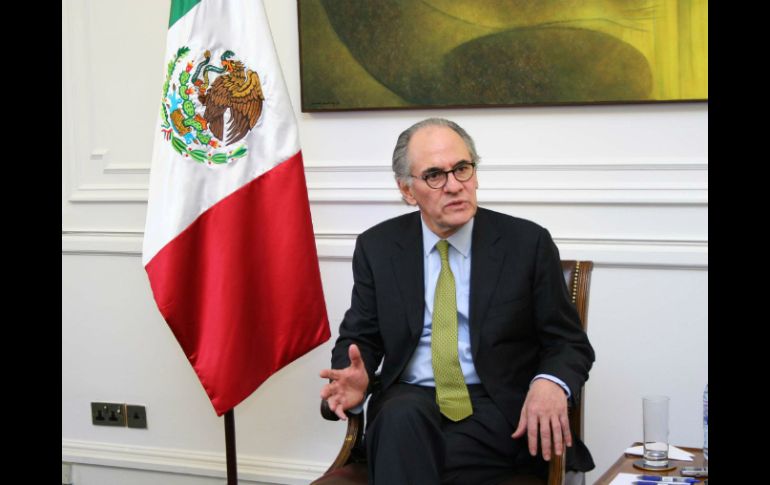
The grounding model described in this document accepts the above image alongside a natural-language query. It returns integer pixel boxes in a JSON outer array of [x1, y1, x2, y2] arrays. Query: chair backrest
[[559, 260, 593, 443]]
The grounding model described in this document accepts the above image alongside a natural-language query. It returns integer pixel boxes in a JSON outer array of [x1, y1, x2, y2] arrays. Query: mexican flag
[[143, 0, 330, 416]]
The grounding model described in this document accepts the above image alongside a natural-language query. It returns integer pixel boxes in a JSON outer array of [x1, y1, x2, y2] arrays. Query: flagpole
[[225, 409, 238, 485]]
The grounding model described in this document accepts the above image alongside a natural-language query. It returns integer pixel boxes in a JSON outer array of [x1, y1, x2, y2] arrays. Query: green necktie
[[431, 240, 473, 421]]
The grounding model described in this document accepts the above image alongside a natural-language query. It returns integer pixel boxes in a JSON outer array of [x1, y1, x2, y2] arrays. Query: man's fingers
[[319, 368, 339, 380], [320, 345, 367, 419], [320, 382, 334, 400], [537, 415, 552, 460], [334, 406, 348, 421], [512, 407, 546, 458], [328, 396, 349, 421], [527, 416, 539, 457], [348, 344, 364, 368], [320, 378, 340, 398], [560, 414, 573, 448], [549, 415, 563, 457], [512, 407, 527, 438]]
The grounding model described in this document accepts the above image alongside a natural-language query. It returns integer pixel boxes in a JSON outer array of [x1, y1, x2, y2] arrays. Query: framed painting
[[297, 0, 708, 111]]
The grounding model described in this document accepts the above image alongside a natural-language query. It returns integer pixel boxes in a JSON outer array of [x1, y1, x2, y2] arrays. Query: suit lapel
[[470, 208, 503, 360], [391, 212, 425, 338]]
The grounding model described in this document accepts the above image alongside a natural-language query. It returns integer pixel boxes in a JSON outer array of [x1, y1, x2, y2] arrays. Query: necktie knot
[[436, 240, 450, 261]]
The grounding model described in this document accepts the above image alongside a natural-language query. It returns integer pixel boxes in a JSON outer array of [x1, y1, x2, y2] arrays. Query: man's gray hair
[[392, 118, 480, 186]]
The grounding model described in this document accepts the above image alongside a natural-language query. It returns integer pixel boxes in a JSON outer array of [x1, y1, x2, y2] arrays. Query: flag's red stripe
[[146, 152, 330, 415]]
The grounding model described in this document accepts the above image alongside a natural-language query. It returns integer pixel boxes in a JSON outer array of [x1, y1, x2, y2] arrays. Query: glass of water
[[643, 395, 670, 468]]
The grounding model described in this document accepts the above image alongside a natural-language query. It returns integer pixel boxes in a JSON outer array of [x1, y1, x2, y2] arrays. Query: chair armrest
[[320, 399, 341, 421], [547, 449, 566, 485], [319, 399, 365, 473]]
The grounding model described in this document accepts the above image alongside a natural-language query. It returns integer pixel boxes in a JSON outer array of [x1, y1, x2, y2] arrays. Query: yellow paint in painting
[[421, 0, 708, 101]]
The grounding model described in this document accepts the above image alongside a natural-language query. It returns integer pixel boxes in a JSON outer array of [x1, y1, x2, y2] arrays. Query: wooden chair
[[312, 260, 594, 485]]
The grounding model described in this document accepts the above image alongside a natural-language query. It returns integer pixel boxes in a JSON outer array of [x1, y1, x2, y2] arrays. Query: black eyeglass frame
[[411, 161, 477, 189]]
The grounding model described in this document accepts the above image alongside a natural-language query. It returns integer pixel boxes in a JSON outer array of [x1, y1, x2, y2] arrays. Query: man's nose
[[443, 171, 463, 192]]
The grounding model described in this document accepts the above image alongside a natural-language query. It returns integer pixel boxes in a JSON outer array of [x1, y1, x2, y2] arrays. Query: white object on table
[[624, 445, 694, 461]]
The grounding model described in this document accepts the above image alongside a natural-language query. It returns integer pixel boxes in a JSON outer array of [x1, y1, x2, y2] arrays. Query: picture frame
[[297, 0, 708, 112]]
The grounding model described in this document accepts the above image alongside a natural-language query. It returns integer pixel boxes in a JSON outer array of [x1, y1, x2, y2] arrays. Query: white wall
[[62, 1, 708, 483]]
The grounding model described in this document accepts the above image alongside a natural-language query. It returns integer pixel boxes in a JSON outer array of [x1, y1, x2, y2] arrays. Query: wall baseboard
[[62, 439, 327, 485]]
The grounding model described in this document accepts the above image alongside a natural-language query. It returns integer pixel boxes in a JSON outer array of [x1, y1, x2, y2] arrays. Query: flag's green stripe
[[169, 0, 201, 28]]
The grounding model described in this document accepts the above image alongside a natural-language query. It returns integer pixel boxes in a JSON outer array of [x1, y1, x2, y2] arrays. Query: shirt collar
[[421, 217, 474, 258]]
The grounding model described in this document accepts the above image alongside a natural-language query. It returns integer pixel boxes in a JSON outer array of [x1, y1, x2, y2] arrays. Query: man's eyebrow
[[420, 166, 442, 175], [420, 160, 471, 174]]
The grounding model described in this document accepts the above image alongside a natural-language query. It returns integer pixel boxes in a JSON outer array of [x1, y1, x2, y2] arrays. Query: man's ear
[[398, 180, 417, 206]]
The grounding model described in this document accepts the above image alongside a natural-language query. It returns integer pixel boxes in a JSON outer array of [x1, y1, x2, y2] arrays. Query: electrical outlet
[[91, 402, 125, 426], [126, 404, 148, 429]]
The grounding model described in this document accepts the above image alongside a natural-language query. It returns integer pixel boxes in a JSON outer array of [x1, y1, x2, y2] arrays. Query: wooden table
[[594, 444, 706, 484]]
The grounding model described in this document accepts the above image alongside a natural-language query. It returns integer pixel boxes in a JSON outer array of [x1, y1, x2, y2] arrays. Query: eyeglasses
[[412, 161, 476, 189]]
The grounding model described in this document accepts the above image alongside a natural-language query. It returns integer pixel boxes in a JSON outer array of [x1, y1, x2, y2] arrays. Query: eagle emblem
[[159, 47, 265, 166]]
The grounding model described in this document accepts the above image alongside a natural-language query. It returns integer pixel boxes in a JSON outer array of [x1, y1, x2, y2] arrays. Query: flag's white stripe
[[142, 0, 299, 266]]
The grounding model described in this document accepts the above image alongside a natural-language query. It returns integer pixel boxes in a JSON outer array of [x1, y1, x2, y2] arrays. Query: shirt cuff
[[348, 403, 364, 415], [532, 374, 572, 399]]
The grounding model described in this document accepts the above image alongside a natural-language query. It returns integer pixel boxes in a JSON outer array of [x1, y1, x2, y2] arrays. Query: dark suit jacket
[[331, 207, 596, 471]]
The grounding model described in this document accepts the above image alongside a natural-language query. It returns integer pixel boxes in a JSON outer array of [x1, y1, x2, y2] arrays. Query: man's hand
[[319, 344, 369, 421], [511, 378, 572, 461]]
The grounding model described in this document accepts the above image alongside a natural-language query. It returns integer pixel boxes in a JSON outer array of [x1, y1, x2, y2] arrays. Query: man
[[320, 118, 595, 484]]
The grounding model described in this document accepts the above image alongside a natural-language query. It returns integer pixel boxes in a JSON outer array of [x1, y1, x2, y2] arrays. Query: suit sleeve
[[532, 227, 595, 399], [330, 235, 384, 388]]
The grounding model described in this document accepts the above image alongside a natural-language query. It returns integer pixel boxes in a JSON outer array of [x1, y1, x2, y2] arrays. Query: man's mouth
[[444, 200, 466, 210]]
